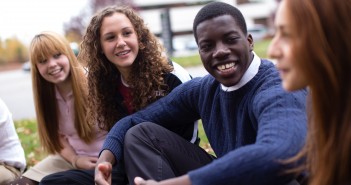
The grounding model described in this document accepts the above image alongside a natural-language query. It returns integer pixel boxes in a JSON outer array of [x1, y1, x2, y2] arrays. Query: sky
[[0, 0, 89, 46]]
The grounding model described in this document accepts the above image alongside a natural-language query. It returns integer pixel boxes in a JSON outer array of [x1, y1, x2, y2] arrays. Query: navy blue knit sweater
[[103, 59, 307, 185]]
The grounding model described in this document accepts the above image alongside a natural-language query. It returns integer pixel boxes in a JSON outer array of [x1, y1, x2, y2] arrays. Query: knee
[[124, 122, 158, 148]]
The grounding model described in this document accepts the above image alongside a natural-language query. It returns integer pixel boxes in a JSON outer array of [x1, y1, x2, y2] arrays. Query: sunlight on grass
[[15, 119, 47, 168]]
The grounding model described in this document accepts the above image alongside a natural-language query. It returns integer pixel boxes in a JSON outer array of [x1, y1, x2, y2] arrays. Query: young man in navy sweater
[[95, 2, 307, 185]]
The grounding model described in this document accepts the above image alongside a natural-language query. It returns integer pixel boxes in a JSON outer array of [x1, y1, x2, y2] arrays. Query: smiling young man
[[95, 2, 307, 185]]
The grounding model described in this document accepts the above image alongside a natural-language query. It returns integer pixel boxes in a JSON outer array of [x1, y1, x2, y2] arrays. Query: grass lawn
[[15, 119, 46, 167], [15, 39, 270, 167]]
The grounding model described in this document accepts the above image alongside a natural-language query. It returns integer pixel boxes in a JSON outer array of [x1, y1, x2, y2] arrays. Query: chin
[[220, 80, 238, 87]]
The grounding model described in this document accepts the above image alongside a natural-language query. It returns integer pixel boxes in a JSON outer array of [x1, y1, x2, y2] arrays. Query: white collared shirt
[[221, 52, 261, 92]]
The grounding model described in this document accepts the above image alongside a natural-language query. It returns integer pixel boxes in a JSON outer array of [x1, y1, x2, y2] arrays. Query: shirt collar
[[220, 52, 260, 92]]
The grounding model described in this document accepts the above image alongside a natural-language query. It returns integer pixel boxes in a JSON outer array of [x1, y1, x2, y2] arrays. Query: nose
[[47, 57, 57, 67], [213, 42, 230, 59], [267, 36, 281, 60], [116, 37, 127, 48]]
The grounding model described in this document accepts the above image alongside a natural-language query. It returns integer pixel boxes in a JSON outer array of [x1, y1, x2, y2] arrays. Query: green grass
[[253, 39, 272, 59], [198, 121, 214, 155], [171, 54, 202, 67], [14, 119, 46, 168]]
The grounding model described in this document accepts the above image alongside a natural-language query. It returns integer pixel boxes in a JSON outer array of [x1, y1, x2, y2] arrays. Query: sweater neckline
[[221, 52, 260, 92]]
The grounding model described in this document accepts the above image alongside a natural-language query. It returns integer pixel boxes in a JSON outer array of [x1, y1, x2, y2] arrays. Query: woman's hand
[[74, 155, 98, 170]]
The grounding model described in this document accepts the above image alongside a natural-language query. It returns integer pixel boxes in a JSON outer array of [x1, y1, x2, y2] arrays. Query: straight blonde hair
[[29, 31, 93, 154]]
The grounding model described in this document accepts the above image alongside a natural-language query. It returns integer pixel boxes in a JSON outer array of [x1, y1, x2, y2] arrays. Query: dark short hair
[[193, 1, 247, 42]]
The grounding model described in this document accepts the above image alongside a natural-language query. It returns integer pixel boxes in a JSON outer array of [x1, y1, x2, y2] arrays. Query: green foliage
[[14, 119, 46, 168], [172, 39, 272, 67], [0, 37, 29, 64]]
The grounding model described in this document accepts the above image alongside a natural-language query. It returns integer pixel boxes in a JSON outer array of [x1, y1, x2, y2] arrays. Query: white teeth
[[49, 68, 61, 75], [217, 63, 235, 71], [117, 51, 129, 56]]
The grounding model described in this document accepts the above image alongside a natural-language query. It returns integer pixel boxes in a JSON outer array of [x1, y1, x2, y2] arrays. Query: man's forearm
[[98, 149, 116, 165]]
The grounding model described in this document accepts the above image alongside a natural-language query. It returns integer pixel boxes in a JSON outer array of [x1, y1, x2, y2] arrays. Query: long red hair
[[284, 0, 351, 184]]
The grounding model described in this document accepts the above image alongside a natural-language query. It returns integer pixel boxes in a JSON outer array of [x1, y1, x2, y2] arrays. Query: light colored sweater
[[0, 98, 26, 172]]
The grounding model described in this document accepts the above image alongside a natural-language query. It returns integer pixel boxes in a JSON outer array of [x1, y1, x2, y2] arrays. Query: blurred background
[[0, 0, 279, 120], [0, 0, 278, 68], [0, 0, 280, 167]]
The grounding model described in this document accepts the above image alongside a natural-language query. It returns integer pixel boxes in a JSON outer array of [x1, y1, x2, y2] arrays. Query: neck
[[120, 74, 129, 87], [56, 79, 72, 101]]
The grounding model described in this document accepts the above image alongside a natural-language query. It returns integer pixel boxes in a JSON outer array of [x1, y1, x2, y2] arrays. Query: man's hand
[[95, 162, 112, 185], [94, 150, 116, 185]]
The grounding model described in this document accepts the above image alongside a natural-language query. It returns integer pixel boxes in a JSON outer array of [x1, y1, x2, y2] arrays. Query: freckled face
[[36, 53, 71, 85], [268, 0, 307, 91], [196, 15, 253, 87], [100, 12, 139, 76]]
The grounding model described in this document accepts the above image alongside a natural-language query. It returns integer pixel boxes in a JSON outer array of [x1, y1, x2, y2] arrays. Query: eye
[[199, 43, 213, 52], [53, 53, 61, 59], [226, 36, 239, 43], [39, 59, 47, 64], [123, 31, 132, 37], [104, 34, 115, 41], [281, 31, 291, 39]]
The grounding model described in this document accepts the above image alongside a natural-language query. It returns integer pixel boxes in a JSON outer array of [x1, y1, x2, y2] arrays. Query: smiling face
[[100, 12, 139, 77], [36, 53, 71, 85], [268, 0, 307, 91], [196, 15, 253, 87]]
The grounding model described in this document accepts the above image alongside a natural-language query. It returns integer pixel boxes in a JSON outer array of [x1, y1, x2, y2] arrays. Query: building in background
[[132, 0, 277, 56]]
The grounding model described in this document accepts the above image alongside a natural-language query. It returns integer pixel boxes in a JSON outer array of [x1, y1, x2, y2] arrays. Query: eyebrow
[[101, 26, 133, 35]]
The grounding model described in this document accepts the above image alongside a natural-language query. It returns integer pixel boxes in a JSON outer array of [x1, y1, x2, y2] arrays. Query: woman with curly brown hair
[[39, 5, 198, 185], [81, 6, 196, 133]]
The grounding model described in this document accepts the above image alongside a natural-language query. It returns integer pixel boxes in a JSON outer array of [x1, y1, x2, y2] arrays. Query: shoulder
[[249, 59, 307, 108], [172, 75, 218, 98], [167, 61, 192, 83], [0, 98, 11, 124], [164, 61, 192, 90]]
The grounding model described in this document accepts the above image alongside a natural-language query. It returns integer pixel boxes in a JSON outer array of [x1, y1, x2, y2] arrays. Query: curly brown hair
[[79, 5, 173, 131]]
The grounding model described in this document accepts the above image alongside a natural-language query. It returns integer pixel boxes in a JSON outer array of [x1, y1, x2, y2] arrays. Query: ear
[[247, 33, 254, 51]]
